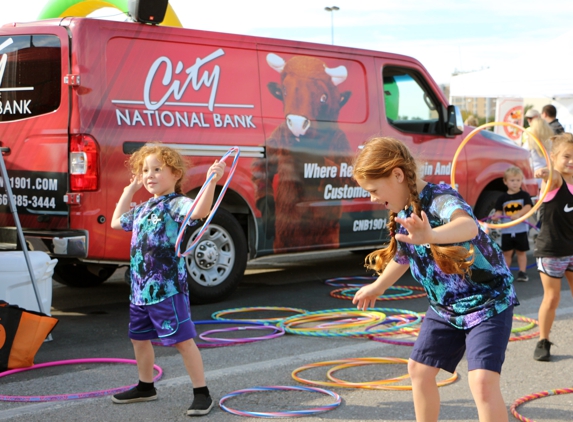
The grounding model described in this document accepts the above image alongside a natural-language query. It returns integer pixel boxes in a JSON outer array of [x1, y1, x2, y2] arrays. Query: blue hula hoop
[[175, 147, 240, 257]]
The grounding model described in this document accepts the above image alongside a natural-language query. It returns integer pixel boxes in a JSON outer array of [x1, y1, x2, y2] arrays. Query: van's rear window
[[0, 35, 61, 122]]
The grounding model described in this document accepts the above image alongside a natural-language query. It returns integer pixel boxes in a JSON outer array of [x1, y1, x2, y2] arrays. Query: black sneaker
[[187, 394, 214, 416], [111, 386, 157, 404], [516, 271, 529, 282], [533, 339, 553, 361]]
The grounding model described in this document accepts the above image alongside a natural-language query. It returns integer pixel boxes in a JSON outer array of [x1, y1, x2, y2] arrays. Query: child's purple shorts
[[128, 293, 197, 346], [410, 305, 513, 374]]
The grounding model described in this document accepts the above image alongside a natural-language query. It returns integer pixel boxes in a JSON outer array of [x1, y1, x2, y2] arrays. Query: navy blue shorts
[[410, 305, 513, 374], [129, 293, 197, 346]]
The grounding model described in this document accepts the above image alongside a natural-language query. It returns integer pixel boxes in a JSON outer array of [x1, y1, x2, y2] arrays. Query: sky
[[2, 0, 573, 84]]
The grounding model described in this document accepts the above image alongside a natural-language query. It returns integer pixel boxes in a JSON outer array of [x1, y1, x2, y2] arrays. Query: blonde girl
[[533, 132, 573, 361], [352, 137, 518, 422], [524, 117, 554, 173]]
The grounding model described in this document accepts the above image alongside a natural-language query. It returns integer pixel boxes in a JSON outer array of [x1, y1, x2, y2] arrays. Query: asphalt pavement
[[0, 249, 572, 422]]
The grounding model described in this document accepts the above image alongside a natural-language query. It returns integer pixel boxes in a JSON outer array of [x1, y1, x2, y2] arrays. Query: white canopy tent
[[450, 29, 573, 100]]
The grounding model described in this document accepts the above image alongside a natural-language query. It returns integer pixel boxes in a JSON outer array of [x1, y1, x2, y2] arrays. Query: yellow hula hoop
[[451, 121, 552, 230], [326, 361, 458, 390], [291, 358, 411, 388]]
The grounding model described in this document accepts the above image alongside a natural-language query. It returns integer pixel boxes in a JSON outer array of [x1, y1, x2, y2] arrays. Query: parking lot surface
[[1, 250, 572, 422]]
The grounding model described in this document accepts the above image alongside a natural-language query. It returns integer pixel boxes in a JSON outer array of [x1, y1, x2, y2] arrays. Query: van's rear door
[[0, 24, 70, 233]]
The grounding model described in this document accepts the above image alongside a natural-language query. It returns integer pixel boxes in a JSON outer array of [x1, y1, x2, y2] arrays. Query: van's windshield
[[0, 35, 61, 122]]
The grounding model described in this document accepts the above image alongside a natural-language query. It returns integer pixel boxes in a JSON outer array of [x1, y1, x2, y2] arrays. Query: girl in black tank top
[[532, 132, 573, 362]]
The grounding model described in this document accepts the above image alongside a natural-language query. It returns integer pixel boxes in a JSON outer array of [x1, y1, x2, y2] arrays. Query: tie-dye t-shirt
[[393, 183, 518, 329], [120, 192, 198, 305]]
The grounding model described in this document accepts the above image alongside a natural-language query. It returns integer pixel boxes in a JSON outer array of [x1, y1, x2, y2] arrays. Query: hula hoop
[[218, 385, 341, 418], [330, 285, 427, 301], [175, 147, 240, 257], [280, 308, 422, 337], [451, 121, 552, 230], [511, 314, 536, 333], [291, 357, 457, 390], [211, 306, 308, 325], [326, 360, 458, 390], [199, 325, 285, 344], [324, 276, 376, 287], [510, 387, 573, 422], [509, 315, 540, 342], [151, 320, 272, 348], [367, 314, 423, 346], [279, 311, 386, 332], [480, 216, 538, 270], [0, 358, 162, 402]]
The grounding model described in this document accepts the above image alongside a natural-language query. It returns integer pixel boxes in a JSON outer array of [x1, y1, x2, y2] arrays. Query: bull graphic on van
[[252, 54, 352, 251]]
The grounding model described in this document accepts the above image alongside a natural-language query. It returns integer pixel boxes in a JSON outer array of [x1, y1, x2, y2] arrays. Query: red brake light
[[70, 134, 99, 191]]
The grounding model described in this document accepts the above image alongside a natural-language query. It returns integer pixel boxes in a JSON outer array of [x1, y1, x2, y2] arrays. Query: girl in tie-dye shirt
[[110, 144, 225, 416], [352, 137, 518, 422]]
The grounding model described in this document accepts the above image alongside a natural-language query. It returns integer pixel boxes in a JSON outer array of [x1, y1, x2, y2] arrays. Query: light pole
[[324, 6, 339, 45]]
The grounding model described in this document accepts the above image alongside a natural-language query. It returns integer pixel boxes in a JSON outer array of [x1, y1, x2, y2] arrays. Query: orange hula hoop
[[450, 121, 552, 230]]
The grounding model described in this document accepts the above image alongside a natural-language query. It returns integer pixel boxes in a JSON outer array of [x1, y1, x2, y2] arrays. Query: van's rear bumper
[[0, 227, 88, 258]]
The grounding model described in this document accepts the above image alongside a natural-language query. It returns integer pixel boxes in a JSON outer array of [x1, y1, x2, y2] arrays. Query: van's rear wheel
[[53, 262, 118, 287], [183, 209, 247, 304]]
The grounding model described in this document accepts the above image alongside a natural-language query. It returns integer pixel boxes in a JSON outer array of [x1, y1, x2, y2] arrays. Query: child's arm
[[190, 160, 226, 220], [395, 209, 478, 245], [352, 260, 410, 310], [491, 210, 503, 221], [111, 175, 142, 230]]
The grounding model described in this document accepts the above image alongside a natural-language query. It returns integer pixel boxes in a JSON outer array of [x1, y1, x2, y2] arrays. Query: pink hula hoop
[[175, 147, 240, 257], [0, 358, 163, 402]]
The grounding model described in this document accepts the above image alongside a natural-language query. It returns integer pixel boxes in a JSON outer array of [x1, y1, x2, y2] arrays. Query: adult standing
[[541, 104, 565, 134]]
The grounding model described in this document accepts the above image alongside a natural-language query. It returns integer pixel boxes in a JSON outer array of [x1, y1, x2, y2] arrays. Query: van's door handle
[[0, 147, 11, 154]]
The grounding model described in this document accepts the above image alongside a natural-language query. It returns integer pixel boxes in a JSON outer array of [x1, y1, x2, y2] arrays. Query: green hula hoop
[[280, 308, 422, 337]]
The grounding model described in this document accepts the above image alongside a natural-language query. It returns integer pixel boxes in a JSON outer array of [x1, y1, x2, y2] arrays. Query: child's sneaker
[[533, 339, 553, 361], [516, 271, 529, 282], [187, 394, 214, 416], [111, 386, 157, 404]]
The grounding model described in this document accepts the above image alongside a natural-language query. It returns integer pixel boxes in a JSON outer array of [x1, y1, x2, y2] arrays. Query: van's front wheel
[[183, 209, 247, 304]]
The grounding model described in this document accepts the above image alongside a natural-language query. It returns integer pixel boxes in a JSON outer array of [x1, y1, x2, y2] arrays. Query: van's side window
[[0, 35, 61, 122], [382, 67, 439, 134]]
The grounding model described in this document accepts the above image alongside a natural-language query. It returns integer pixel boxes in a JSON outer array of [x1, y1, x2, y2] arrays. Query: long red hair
[[353, 137, 474, 275]]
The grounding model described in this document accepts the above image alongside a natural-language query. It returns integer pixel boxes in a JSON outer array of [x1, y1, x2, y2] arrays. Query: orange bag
[[0, 300, 58, 371]]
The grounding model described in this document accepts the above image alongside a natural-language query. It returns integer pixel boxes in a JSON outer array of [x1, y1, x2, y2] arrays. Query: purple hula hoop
[[175, 147, 240, 257], [199, 325, 285, 343], [481, 215, 538, 270], [0, 358, 163, 402]]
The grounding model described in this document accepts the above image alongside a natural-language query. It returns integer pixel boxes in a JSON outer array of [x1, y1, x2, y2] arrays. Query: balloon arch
[[37, 0, 183, 27]]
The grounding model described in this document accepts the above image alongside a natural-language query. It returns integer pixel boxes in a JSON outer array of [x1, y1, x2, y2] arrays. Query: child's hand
[[125, 174, 143, 193], [535, 167, 549, 179], [207, 160, 226, 183], [394, 211, 434, 245], [352, 283, 384, 311]]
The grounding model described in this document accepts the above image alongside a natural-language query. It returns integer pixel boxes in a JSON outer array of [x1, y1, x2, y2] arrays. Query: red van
[[0, 17, 536, 302]]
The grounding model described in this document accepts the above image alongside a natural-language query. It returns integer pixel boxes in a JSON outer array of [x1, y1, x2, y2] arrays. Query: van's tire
[[473, 190, 504, 245], [182, 209, 247, 304], [53, 262, 118, 287], [474, 190, 504, 220]]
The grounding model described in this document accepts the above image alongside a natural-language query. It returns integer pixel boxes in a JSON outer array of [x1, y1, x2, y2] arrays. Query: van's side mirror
[[446, 105, 464, 137]]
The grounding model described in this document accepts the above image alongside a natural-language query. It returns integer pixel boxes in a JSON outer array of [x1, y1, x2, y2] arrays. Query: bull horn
[[324, 65, 347, 86], [267, 53, 285, 73]]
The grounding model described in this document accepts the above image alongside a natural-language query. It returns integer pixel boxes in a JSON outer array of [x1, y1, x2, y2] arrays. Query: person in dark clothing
[[541, 104, 565, 134]]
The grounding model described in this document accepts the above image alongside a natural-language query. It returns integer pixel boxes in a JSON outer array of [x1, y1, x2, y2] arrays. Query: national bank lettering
[[113, 48, 256, 129]]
